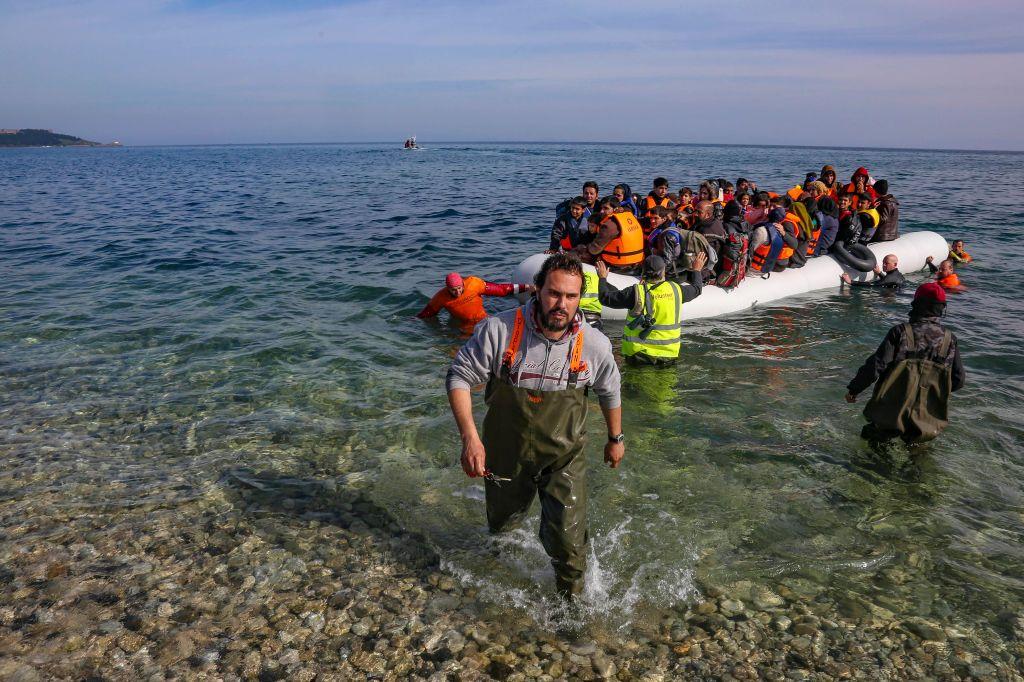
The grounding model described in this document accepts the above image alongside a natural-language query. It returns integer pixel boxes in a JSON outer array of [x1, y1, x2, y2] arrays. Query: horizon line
[[8, 139, 1024, 155]]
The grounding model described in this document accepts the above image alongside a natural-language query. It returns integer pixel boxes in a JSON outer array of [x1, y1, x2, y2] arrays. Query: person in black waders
[[445, 252, 624, 598], [845, 281, 965, 445]]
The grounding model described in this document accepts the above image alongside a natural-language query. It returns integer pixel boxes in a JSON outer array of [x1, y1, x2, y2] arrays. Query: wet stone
[[751, 588, 785, 611], [792, 622, 817, 637], [592, 653, 616, 678], [97, 619, 124, 635], [720, 599, 744, 616], [791, 637, 812, 651], [902, 618, 947, 642]]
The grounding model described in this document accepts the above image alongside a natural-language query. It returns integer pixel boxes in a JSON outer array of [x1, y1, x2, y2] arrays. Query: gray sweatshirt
[[446, 299, 621, 409]]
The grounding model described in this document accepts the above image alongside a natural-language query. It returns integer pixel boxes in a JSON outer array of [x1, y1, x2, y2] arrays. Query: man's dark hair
[[678, 186, 693, 196], [534, 252, 585, 293], [649, 206, 673, 220], [613, 183, 627, 194], [599, 196, 620, 210], [737, 177, 748, 186], [858, 192, 873, 204], [569, 196, 586, 208], [874, 179, 889, 195], [778, 195, 793, 209], [653, 176, 669, 188], [582, 180, 599, 193]]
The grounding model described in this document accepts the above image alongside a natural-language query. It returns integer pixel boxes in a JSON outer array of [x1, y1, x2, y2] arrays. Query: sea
[[2, 142, 1023, 643]]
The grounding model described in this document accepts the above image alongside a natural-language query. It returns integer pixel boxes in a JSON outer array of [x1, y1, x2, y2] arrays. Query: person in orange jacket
[[417, 273, 533, 331], [924, 257, 963, 289], [948, 239, 973, 263]]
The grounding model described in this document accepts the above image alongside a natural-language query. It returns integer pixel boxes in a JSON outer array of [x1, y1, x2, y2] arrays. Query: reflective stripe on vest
[[601, 212, 645, 267], [580, 269, 602, 314], [622, 280, 683, 359]]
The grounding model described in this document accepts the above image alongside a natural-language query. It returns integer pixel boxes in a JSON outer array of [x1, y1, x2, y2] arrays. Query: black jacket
[[848, 316, 965, 396], [598, 270, 703, 310], [549, 214, 591, 251], [850, 268, 906, 289], [872, 194, 900, 243]]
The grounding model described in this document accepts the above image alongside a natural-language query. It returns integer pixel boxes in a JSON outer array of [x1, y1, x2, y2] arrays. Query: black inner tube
[[831, 242, 877, 272]]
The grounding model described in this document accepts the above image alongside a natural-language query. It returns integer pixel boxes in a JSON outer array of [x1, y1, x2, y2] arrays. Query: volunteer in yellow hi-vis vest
[[579, 268, 603, 329], [596, 252, 707, 365]]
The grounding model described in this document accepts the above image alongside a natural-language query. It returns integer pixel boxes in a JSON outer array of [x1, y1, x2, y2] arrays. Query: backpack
[[716, 229, 749, 289], [657, 227, 714, 278], [754, 222, 786, 274], [863, 324, 954, 443], [677, 229, 715, 274]]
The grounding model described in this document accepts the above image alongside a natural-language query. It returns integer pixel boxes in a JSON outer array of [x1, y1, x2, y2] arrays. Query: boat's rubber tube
[[512, 231, 948, 322], [830, 242, 877, 272]]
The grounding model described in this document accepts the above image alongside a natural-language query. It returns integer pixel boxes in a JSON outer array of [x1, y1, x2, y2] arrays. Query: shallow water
[[2, 142, 1023, 648]]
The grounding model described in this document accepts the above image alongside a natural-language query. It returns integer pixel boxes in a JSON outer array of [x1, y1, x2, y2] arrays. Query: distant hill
[[0, 129, 120, 147]]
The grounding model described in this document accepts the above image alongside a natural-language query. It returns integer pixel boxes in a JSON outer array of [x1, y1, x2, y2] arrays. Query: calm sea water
[[2, 143, 1023, 638]]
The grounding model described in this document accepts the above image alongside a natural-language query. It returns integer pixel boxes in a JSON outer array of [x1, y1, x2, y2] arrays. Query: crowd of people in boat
[[418, 165, 973, 335], [546, 166, 968, 291]]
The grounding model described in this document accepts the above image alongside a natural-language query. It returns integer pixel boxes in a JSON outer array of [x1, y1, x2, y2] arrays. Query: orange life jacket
[[938, 273, 961, 288], [600, 212, 645, 267], [949, 249, 973, 263], [750, 241, 772, 272], [844, 183, 876, 209], [804, 216, 822, 256], [786, 186, 803, 201], [776, 214, 800, 261], [644, 195, 672, 213], [676, 205, 695, 228], [751, 222, 798, 272], [440, 277, 488, 324]]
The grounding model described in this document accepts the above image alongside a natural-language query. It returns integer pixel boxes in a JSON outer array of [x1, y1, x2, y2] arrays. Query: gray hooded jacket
[[446, 298, 621, 409]]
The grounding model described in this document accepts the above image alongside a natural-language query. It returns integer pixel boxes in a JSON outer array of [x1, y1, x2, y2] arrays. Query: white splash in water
[[438, 511, 700, 630]]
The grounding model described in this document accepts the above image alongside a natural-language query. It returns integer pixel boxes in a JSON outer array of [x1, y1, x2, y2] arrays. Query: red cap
[[853, 167, 869, 178], [445, 272, 463, 288], [914, 281, 947, 303]]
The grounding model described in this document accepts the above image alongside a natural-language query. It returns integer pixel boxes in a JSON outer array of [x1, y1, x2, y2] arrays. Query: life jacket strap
[[501, 308, 526, 382], [566, 327, 587, 388]]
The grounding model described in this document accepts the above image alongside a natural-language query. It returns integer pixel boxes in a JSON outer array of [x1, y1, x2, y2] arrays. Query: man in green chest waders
[[446, 253, 624, 598], [845, 282, 966, 444]]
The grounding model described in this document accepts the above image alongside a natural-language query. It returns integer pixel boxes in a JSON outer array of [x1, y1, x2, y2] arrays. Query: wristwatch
[[608, 433, 625, 444]]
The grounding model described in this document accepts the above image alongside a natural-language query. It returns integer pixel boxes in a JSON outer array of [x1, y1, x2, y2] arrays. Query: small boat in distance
[[403, 136, 422, 150]]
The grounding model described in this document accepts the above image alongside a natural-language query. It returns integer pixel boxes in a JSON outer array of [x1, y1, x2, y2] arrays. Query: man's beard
[[540, 305, 571, 332]]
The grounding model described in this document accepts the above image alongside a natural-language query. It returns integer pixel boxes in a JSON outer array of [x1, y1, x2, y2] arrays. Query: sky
[[2, 0, 1024, 149]]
